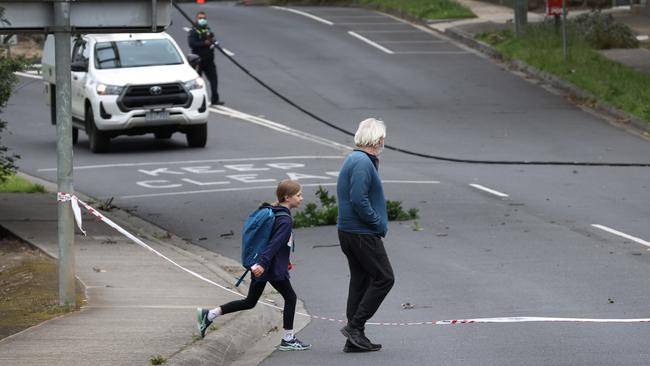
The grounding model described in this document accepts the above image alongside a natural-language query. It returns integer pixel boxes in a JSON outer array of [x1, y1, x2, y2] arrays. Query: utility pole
[[53, 0, 75, 307], [514, 0, 528, 37]]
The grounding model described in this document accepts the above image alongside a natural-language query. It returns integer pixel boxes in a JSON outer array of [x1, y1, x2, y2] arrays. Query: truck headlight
[[96, 83, 123, 95], [184, 77, 205, 91]]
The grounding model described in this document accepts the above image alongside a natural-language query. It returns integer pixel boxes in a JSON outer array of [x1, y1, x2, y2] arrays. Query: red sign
[[547, 0, 563, 15]]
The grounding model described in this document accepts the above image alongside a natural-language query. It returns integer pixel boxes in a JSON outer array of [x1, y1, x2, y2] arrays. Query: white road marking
[[271, 6, 334, 26], [354, 30, 423, 33], [383, 180, 439, 184], [336, 22, 403, 26], [348, 31, 394, 54], [469, 183, 509, 198], [325, 15, 386, 18], [591, 224, 650, 248], [37, 156, 344, 172], [210, 105, 352, 152], [379, 40, 446, 44], [15, 71, 42, 80], [394, 51, 470, 55], [119, 180, 441, 200]]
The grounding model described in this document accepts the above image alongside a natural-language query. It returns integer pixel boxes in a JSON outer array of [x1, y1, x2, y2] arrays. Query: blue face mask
[[197, 19, 208, 27]]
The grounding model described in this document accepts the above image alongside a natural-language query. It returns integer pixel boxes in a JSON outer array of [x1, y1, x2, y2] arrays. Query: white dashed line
[[210, 105, 352, 152], [348, 31, 394, 54], [271, 6, 334, 26], [469, 184, 509, 198], [592, 224, 650, 248]]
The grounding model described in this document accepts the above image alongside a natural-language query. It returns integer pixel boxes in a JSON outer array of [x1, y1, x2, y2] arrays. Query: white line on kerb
[[210, 105, 352, 152], [15, 71, 42, 80], [348, 31, 394, 54], [271, 6, 334, 26], [119, 181, 440, 200], [591, 224, 650, 248], [469, 184, 509, 198]]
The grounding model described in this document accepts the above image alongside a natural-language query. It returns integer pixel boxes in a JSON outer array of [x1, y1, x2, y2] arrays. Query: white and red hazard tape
[[58, 192, 650, 326]]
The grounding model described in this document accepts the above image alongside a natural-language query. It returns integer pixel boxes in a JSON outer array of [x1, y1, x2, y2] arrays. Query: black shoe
[[343, 340, 380, 353], [360, 329, 382, 350], [340, 324, 373, 350], [211, 100, 224, 106]]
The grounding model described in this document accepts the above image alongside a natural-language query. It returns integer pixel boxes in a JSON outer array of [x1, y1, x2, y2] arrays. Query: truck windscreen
[[95, 39, 183, 69]]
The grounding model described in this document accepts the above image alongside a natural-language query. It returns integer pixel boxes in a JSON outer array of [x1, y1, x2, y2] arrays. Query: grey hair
[[353, 118, 386, 148]]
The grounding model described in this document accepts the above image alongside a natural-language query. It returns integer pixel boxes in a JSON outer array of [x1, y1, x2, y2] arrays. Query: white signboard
[[0, 0, 172, 33]]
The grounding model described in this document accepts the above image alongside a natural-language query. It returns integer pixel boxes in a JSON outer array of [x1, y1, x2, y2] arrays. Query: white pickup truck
[[42, 32, 209, 153]]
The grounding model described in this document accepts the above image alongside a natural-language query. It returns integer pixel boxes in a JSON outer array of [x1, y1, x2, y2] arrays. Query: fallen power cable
[[172, 2, 650, 167]]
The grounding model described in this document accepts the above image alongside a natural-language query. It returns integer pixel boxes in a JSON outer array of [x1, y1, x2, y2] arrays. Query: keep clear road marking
[[271, 6, 334, 26], [348, 31, 394, 54], [469, 183, 509, 198], [209, 105, 352, 152], [37, 156, 345, 172], [592, 224, 650, 248], [119, 180, 440, 200]]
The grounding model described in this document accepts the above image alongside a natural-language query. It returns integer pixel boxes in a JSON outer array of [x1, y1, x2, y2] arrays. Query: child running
[[197, 179, 311, 351]]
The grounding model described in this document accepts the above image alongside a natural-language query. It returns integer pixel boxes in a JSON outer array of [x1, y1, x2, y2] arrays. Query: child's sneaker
[[196, 308, 212, 339], [278, 337, 311, 351]]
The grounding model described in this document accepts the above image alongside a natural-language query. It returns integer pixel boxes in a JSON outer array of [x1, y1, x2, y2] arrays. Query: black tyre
[[72, 127, 78, 145], [86, 107, 110, 153], [186, 123, 207, 148]]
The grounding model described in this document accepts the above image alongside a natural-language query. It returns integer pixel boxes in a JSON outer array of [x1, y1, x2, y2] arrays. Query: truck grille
[[117, 83, 191, 111]]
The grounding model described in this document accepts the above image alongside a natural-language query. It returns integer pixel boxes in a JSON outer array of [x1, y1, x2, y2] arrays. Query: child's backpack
[[236, 206, 289, 287]]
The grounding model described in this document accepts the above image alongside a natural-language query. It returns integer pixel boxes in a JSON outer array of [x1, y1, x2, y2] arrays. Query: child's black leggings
[[220, 278, 297, 330]]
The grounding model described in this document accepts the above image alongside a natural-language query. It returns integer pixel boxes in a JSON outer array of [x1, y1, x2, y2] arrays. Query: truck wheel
[[86, 107, 110, 153], [72, 127, 78, 145], [186, 123, 207, 148]]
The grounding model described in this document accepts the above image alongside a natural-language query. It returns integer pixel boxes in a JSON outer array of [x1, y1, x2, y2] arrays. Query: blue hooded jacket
[[336, 150, 388, 237], [255, 204, 293, 282]]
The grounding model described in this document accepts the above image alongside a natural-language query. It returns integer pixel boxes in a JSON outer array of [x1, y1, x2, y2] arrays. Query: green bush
[[571, 11, 639, 50], [386, 200, 419, 221], [293, 186, 420, 228]]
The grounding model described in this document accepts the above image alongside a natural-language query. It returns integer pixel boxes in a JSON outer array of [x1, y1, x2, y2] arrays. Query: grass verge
[[478, 26, 650, 124], [270, 0, 476, 20], [356, 0, 475, 20], [0, 175, 46, 193], [0, 227, 84, 339]]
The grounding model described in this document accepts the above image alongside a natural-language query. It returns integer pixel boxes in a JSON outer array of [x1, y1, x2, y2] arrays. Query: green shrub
[[386, 200, 419, 221], [571, 11, 639, 49], [294, 186, 420, 228], [293, 186, 338, 228]]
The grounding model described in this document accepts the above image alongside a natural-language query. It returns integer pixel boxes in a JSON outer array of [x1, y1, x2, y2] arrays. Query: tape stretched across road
[[58, 193, 650, 326]]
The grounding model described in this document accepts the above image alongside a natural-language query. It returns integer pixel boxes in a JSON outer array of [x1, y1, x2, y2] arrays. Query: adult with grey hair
[[337, 118, 394, 353]]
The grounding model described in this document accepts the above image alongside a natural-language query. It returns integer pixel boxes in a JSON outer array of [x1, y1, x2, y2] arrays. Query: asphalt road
[[4, 2, 650, 365]]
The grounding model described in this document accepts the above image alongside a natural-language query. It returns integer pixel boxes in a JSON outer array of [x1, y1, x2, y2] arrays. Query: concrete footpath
[[0, 174, 309, 365]]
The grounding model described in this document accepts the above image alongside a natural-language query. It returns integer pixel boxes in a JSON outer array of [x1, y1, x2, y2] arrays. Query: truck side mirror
[[71, 60, 88, 72], [186, 53, 200, 68]]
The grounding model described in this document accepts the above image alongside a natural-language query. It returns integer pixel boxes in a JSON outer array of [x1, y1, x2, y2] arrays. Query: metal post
[[53, 0, 75, 307], [514, 0, 528, 37], [562, 0, 568, 62]]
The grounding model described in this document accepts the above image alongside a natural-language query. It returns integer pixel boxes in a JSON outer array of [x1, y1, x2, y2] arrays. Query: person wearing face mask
[[336, 118, 393, 353], [188, 11, 223, 105]]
